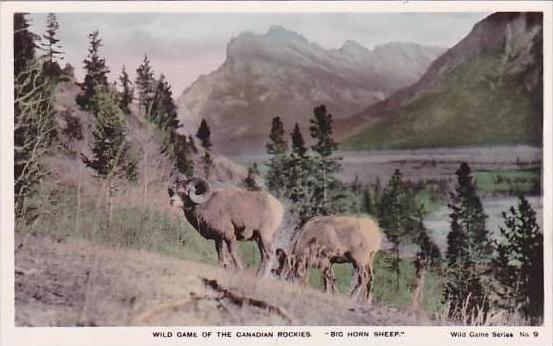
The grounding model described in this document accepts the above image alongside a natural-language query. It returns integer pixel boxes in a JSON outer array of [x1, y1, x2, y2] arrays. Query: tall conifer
[[77, 30, 109, 111]]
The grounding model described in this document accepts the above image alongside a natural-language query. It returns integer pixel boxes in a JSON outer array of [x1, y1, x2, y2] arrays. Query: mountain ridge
[[340, 12, 543, 150], [176, 26, 444, 154]]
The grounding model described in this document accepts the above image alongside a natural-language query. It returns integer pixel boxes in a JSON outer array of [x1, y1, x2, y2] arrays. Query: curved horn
[[187, 177, 211, 204]]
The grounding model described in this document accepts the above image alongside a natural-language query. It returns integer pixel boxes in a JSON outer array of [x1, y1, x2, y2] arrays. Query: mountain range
[[340, 12, 543, 150], [176, 25, 444, 154]]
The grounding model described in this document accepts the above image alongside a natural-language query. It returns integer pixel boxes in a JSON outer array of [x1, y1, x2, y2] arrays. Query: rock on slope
[[340, 12, 543, 150], [176, 25, 443, 154]]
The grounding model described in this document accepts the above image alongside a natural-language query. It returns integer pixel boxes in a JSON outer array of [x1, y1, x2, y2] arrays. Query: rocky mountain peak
[[265, 25, 309, 43], [340, 40, 368, 53], [178, 26, 445, 154]]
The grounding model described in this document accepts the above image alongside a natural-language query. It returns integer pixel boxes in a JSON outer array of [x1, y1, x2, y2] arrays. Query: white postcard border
[[1, 2, 551, 346]]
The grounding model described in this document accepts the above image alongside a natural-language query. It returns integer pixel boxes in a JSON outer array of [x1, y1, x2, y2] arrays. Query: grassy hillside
[[341, 53, 542, 150]]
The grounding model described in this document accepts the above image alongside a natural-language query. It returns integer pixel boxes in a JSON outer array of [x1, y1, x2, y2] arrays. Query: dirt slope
[[15, 234, 431, 326]]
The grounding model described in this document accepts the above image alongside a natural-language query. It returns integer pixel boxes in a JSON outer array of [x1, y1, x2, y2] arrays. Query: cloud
[[28, 12, 488, 96]]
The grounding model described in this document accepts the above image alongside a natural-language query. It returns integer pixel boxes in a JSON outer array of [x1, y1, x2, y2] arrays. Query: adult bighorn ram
[[275, 216, 382, 302], [168, 174, 284, 276]]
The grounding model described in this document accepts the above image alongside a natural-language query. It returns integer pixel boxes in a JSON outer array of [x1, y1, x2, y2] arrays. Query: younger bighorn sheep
[[276, 216, 382, 302], [168, 174, 284, 276]]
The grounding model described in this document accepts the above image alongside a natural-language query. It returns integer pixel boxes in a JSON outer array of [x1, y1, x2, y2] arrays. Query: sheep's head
[[273, 248, 309, 283], [168, 173, 212, 209]]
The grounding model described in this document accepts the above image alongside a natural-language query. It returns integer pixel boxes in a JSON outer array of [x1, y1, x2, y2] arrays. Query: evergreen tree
[[411, 207, 441, 310], [196, 119, 212, 150], [291, 123, 307, 157], [243, 163, 261, 191], [265, 116, 290, 199], [310, 105, 338, 157], [82, 85, 137, 225], [443, 162, 491, 322], [14, 13, 37, 77], [77, 30, 109, 111], [40, 13, 63, 78], [118, 66, 133, 114], [447, 162, 492, 264], [308, 105, 341, 215], [61, 63, 75, 79], [266, 116, 287, 155], [362, 186, 375, 216], [170, 132, 194, 177], [14, 14, 57, 218], [335, 176, 363, 215], [378, 169, 415, 290], [149, 74, 179, 130], [287, 124, 316, 224], [135, 54, 155, 115], [493, 195, 543, 323]]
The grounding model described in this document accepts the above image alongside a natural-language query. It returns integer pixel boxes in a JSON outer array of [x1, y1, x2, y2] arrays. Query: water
[[425, 196, 543, 251]]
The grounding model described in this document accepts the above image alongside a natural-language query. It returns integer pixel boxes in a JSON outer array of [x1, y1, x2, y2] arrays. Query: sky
[[29, 12, 489, 97]]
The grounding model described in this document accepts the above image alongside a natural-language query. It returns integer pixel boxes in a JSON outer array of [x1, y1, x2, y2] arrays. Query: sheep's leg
[[350, 259, 368, 299], [215, 238, 227, 268], [255, 235, 273, 277], [366, 252, 377, 304], [322, 262, 337, 294], [365, 262, 374, 304], [225, 238, 244, 270]]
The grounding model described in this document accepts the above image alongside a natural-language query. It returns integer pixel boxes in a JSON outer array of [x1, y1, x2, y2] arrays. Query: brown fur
[[278, 216, 381, 302], [170, 180, 284, 276]]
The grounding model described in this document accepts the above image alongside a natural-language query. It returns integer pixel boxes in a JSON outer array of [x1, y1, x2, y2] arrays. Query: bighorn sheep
[[276, 216, 382, 302], [168, 174, 284, 276]]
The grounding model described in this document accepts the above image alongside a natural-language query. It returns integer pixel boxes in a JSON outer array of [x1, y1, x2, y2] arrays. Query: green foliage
[[306, 255, 444, 314], [40, 13, 63, 79], [266, 116, 287, 155], [169, 132, 194, 177], [17, 182, 216, 264], [118, 66, 133, 114], [362, 186, 376, 216], [265, 116, 290, 197], [149, 74, 180, 130], [291, 123, 307, 157], [413, 207, 442, 272], [493, 195, 543, 323], [378, 169, 419, 290], [308, 105, 342, 217], [240, 242, 261, 268], [444, 162, 491, 322], [134, 57, 193, 176], [14, 13, 37, 77], [473, 169, 541, 196], [341, 54, 542, 150], [77, 30, 110, 111], [310, 105, 338, 157], [196, 119, 212, 150], [243, 163, 261, 191], [82, 85, 137, 182], [135, 54, 155, 114], [265, 107, 347, 227], [448, 162, 493, 265]]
